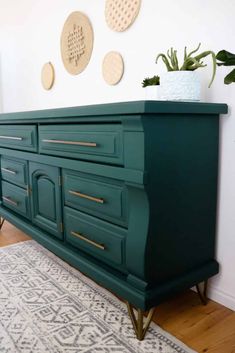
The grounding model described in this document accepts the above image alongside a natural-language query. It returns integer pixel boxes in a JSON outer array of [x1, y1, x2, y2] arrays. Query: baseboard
[[208, 285, 235, 311], [191, 284, 235, 311]]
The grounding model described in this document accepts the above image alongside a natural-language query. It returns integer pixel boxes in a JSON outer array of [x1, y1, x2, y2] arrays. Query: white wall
[[0, 0, 235, 310]]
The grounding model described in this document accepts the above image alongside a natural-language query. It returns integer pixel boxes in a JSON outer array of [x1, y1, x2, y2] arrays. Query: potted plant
[[155, 43, 217, 101], [142, 75, 160, 100], [216, 50, 235, 84]]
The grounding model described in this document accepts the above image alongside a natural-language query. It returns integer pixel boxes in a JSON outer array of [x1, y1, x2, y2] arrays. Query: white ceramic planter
[[144, 85, 160, 100], [160, 71, 201, 101]]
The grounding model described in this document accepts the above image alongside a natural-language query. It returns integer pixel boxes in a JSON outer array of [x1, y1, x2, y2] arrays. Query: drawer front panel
[[0, 125, 37, 152], [1, 181, 30, 219], [39, 124, 123, 164], [1, 157, 28, 188], [64, 207, 126, 267], [63, 170, 128, 227]]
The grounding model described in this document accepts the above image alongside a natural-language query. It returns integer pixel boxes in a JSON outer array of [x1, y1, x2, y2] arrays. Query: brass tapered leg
[[196, 280, 208, 305], [126, 302, 155, 340], [0, 217, 5, 230]]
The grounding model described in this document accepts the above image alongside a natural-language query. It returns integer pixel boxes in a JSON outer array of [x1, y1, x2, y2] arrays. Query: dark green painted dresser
[[0, 101, 227, 339]]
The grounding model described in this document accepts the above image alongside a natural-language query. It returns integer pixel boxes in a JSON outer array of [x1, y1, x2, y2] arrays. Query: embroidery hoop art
[[41, 62, 55, 90]]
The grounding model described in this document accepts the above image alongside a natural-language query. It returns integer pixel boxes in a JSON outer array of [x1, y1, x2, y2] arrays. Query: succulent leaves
[[142, 75, 160, 87], [156, 43, 217, 87]]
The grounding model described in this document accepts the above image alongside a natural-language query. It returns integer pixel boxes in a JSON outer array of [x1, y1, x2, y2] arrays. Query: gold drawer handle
[[0, 135, 23, 141], [1, 167, 17, 175], [2, 196, 18, 206], [71, 231, 105, 250], [69, 190, 104, 204], [42, 139, 97, 147]]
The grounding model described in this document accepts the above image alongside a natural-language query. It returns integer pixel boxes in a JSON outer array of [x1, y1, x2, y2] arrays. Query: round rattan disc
[[60, 11, 93, 75], [41, 62, 55, 90], [105, 0, 141, 32], [102, 51, 124, 85]]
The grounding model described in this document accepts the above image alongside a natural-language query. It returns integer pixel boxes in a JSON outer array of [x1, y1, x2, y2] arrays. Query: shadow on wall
[[0, 54, 3, 112]]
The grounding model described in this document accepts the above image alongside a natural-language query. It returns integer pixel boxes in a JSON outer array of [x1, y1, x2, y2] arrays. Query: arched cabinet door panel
[[29, 162, 63, 239]]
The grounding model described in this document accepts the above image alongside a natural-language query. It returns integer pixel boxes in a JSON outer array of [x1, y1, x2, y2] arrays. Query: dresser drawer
[[0, 125, 37, 152], [39, 124, 123, 165], [63, 170, 128, 227], [1, 181, 30, 219], [64, 207, 126, 267], [1, 157, 28, 188]]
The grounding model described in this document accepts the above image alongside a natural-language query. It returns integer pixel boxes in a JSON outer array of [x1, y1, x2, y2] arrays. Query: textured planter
[[144, 86, 160, 100], [160, 71, 201, 101]]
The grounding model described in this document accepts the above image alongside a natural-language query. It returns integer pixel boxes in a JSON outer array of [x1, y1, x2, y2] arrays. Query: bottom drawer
[[1, 181, 30, 219], [64, 207, 126, 267]]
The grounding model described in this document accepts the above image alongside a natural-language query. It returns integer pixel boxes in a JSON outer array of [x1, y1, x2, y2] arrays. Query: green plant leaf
[[217, 59, 235, 66], [194, 51, 216, 87], [173, 50, 179, 70], [216, 50, 235, 63], [224, 68, 235, 84], [187, 43, 201, 57], [208, 51, 217, 88], [156, 54, 173, 71], [181, 57, 206, 71], [184, 47, 187, 61]]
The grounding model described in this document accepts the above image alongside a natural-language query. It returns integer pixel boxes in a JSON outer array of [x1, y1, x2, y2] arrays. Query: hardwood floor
[[0, 219, 31, 246], [0, 221, 235, 353]]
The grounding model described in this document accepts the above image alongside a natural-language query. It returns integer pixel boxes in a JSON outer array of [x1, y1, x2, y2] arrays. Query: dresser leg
[[196, 280, 208, 305], [0, 217, 5, 230], [126, 302, 155, 340]]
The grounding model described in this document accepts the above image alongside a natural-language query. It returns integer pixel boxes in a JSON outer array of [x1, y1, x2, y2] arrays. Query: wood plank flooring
[[0, 221, 235, 353]]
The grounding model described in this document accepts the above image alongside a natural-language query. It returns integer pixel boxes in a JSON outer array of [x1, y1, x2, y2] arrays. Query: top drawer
[[39, 124, 124, 165], [0, 125, 37, 152]]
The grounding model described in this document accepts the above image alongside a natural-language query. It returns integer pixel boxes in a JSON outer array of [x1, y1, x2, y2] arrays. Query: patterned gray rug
[[0, 240, 197, 353]]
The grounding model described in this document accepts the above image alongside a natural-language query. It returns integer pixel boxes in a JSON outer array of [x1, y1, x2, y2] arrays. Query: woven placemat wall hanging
[[105, 0, 141, 32], [102, 51, 124, 85], [61, 11, 94, 75]]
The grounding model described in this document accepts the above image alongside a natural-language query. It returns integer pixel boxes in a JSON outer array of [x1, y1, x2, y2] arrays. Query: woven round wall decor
[[102, 51, 124, 85], [41, 62, 55, 90], [60, 11, 93, 75], [105, 0, 141, 32]]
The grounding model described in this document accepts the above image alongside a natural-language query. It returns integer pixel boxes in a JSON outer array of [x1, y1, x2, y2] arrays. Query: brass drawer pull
[[0, 135, 23, 141], [69, 190, 104, 204], [71, 231, 105, 250], [42, 139, 97, 147], [1, 167, 17, 175], [2, 196, 18, 206]]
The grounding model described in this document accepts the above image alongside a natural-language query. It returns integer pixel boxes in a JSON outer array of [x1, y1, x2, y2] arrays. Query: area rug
[[0, 240, 197, 353]]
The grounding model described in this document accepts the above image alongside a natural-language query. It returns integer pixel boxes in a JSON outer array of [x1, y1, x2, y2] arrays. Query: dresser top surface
[[0, 100, 228, 123]]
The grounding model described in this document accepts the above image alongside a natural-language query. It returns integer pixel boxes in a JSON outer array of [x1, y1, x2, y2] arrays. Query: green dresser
[[0, 101, 227, 340]]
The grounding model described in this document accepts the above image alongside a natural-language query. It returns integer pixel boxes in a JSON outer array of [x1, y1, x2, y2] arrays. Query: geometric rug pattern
[[0, 240, 197, 353]]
